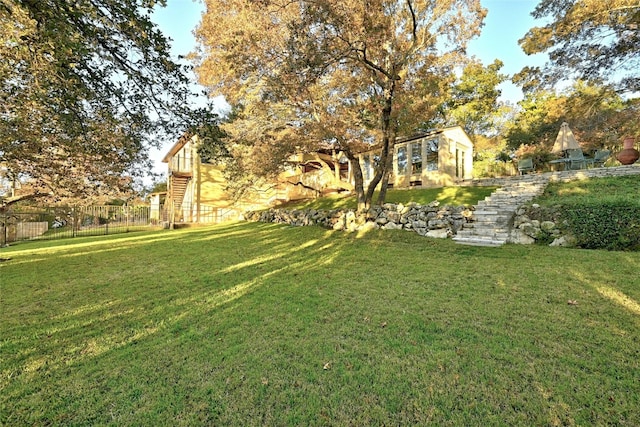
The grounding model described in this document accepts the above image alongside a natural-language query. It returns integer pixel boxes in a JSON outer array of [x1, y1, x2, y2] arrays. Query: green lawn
[[1, 222, 639, 425], [536, 175, 640, 206], [277, 186, 497, 210]]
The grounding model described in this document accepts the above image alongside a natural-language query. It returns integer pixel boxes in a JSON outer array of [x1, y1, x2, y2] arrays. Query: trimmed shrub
[[560, 201, 640, 251]]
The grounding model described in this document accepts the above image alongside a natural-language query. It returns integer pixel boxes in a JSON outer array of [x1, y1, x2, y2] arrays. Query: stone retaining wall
[[246, 164, 640, 243], [510, 204, 571, 246], [463, 164, 640, 187], [245, 202, 474, 238], [510, 164, 640, 247]]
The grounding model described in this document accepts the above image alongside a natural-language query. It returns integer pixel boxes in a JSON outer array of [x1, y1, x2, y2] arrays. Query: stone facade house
[[154, 126, 474, 226]]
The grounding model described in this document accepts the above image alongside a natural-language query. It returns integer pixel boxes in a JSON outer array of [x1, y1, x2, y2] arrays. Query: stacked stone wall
[[245, 202, 474, 238], [510, 165, 640, 246], [247, 164, 640, 244]]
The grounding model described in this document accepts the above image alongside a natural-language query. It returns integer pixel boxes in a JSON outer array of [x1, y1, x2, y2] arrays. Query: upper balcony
[[168, 153, 193, 177]]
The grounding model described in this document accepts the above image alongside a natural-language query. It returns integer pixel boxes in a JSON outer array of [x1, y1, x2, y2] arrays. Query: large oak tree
[[0, 0, 221, 205], [195, 0, 485, 210]]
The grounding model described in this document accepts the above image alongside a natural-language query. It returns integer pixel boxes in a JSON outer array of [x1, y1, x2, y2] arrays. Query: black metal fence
[[1, 205, 152, 245], [159, 201, 242, 226]]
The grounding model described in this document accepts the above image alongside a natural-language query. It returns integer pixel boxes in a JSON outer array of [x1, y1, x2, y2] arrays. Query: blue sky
[[150, 0, 548, 171], [467, 0, 548, 102], [152, 0, 548, 103]]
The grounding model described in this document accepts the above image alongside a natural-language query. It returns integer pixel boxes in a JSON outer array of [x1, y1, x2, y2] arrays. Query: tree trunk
[[376, 143, 395, 205], [348, 154, 367, 212], [365, 78, 397, 209]]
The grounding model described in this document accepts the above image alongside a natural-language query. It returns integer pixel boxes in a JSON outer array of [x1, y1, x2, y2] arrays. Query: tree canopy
[[505, 81, 638, 152], [0, 0, 221, 205], [195, 0, 486, 210], [437, 59, 508, 141], [517, 0, 640, 94]]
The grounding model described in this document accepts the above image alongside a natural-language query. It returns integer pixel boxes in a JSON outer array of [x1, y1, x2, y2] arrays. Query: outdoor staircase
[[453, 175, 550, 247], [169, 175, 190, 218]]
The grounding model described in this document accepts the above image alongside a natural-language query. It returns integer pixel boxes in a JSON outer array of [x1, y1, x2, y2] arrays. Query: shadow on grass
[[1, 222, 349, 391], [2, 223, 640, 425]]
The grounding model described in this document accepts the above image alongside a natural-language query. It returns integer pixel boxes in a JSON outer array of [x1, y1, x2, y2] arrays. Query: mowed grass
[[277, 186, 496, 210], [536, 175, 640, 206], [1, 223, 640, 425]]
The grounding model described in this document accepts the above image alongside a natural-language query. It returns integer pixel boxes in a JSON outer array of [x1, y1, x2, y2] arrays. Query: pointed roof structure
[[551, 122, 581, 154]]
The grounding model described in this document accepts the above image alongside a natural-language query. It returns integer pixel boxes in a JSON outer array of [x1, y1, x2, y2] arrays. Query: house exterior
[[157, 134, 319, 226], [356, 126, 474, 188], [156, 126, 473, 225]]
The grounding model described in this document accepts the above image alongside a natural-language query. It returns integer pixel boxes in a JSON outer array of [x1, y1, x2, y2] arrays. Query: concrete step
[[474, 205, 518, 213], [474, 212, 514, 219], [452, 237, 506, 247], [455, 228, 509, 238], [474, 220, 513, 228], [467, 228, 509, 238], [473, 210, 499, 216], [473, 210, 514, 217], [487, 193, 541, 199]]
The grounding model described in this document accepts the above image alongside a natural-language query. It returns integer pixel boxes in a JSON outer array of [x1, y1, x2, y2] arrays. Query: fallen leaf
[[323, 362, 331, 370]]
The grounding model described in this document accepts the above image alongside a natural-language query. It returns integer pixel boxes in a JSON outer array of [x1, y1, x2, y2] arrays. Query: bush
[[560, 201, 640, 251], [473, 158, 516, 178]]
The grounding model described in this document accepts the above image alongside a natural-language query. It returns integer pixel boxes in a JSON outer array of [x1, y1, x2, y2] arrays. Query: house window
[[411, 142, 422, 174], [397, 146, 407, 174], [456, 149, 465, 178], [426, 138, 438, 171], [363, 154, 371, 180]]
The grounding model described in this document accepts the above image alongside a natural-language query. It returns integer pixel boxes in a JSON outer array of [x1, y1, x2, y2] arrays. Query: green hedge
[[560, 201, 640, 251]]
